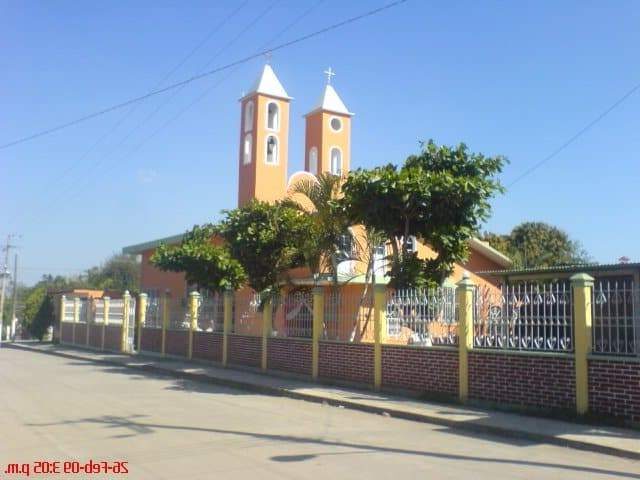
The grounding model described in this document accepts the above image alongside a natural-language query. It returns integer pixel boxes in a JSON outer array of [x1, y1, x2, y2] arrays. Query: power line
[[507, 80, 640, 187], [40, 1, 250, 189], [1, 0, 408, 151], [5, 0, 280, 231], [3, 2, 249, 228], [5, 0, 325, 232]]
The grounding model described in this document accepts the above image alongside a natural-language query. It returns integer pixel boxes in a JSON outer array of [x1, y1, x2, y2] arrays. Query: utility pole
[[0, 234, 18, 346], [11, 253, 18, 340]]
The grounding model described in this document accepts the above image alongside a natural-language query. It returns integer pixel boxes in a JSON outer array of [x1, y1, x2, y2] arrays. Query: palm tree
[[286, 173, 390, 342], [284, 173, 348, 282]]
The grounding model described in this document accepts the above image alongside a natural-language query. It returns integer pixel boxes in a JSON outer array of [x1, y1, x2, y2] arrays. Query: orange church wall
[[140, 249, 187, 300], [304, 113, 323, 173]]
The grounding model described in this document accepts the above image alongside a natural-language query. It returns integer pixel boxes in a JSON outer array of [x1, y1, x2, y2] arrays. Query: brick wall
[[89, 325, 102, 349], [228, 334, 261, 368], [165, 329, 189, 357], [589, 357, 640, 425], [103, 325, 122, 352], [192, 332, 223, 362], [318, 341, 374, 385], [74, 324, 88, 346], [469, 351, 575, 411], [60, 323, 73, 343], [382, 345, 458, 398], [140, 328, 162, 353], [267, 337, 312, 376]]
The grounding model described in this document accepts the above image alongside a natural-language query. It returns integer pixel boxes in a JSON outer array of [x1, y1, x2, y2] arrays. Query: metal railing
[[197, 293, 224, 332], [592, 280, 639, 356], [168, 297, 189, 329], [108, 299, 124, 325], [324, 288, 374, 342], [62, 298, 75, 322], [273, 291, 313, 338], [233, 291, 261, 335], [386, 287, 457, 346], [473, 282, 573, 352], [144, 296, 162, 328]]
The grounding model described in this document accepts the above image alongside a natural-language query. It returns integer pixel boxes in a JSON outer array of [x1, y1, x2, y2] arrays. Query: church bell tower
[[304, 67, 353, 177], [238, 64, 291, 207]]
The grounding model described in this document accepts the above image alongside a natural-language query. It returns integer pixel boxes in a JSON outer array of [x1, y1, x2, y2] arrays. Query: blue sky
[[2, 0, 639, 285]]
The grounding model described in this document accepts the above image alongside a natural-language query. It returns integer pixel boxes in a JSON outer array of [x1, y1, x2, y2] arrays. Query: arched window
[[243, 133, 252, 165], [244, 101, 254, 132], [266, 135, 278, 165], [267, 102, 279, 130], [308, 147, 318, 174], [330, 147, 342, 175]]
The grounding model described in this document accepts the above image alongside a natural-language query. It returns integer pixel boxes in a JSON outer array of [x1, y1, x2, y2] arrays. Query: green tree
[[284, 173, 349, 280], [216, 200, 309, 297], [86, 254, 140, 293], [21, 285, 49, 339], [341, 140, 506, 288], [151, 224, 246, 293], [482, 222, 591, 268]]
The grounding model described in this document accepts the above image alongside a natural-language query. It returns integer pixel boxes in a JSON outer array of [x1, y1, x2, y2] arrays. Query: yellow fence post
[[571, 273, 594, 416], [312, 287, 324, 380], [137, 293, 147, 353], [161, 291, 170, 356], [85, 298, 92, 346], [102, 297, 110, 351], [59, 294, 66, 344], [188, 291, 200, 360], [456, 273, 475, 403], [222, 288, 233, 367], [373, 284, 387, 391], [261, 296, 273, 371], [121, 291, 131, 353]]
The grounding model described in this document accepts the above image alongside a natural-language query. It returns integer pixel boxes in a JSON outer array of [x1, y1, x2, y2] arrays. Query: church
[[123, 63, 511, 342]]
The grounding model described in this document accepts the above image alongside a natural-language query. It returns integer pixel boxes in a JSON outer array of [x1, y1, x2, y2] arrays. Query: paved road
[[1, 348, 639, 480]]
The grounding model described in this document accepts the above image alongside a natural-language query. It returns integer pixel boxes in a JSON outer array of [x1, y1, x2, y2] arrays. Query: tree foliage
[[151, 224, 246, 293], [283, 173, 349, 279], [216, 200, 309, 295], [86, 254, 140, 293], [21, 285, 53, 340], [341, 140, 506, 288], [481, 222, 591, 268]]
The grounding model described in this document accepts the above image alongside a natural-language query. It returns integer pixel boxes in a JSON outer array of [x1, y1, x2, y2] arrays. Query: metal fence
[[144, 295, 162, 328], [386, 287, 457, 346], [62, 298, 75, 322], [473, 282, 573, 352], [233, 291, 261, 335], [592, 280, 639, 356], [324, 288, 374, 342], [273, 291, 313, 338], [168, 296, 189, 329], [108, 299, 125, 325], [198, 293, 224, 332], [94, 300, 105, 324]]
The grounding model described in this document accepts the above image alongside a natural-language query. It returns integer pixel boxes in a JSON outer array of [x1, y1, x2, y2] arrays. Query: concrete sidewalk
[[7, 342, 640, 460]]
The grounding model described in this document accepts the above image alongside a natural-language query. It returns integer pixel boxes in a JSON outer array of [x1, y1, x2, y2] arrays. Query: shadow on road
[[25, 414, 640, 479]]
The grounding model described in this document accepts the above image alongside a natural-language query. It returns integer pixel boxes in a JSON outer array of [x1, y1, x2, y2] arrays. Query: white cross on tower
[[264, 51, 273, 64], [324, 67, 336, 84]]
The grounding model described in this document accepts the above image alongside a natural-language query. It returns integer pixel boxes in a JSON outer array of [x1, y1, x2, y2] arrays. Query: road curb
[[8, 343, 640, 461]]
